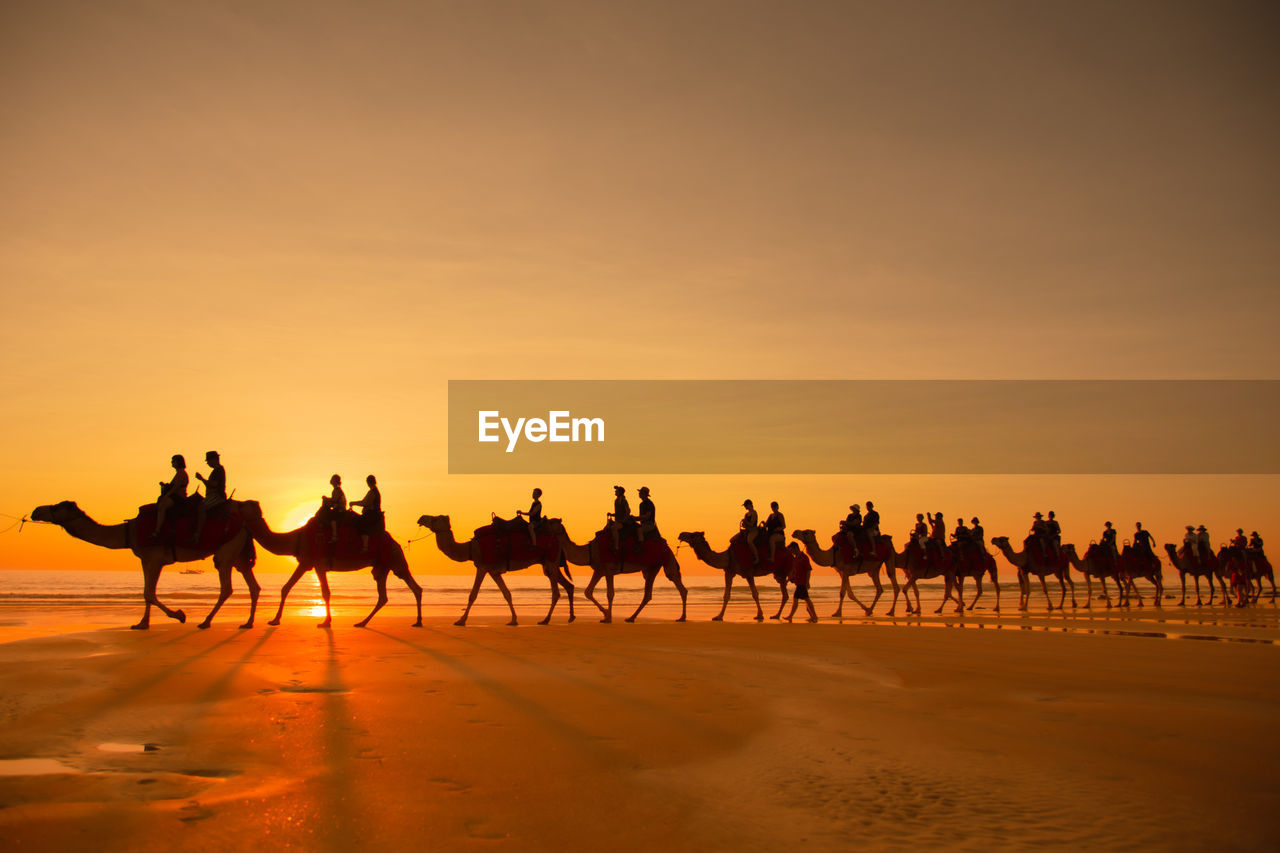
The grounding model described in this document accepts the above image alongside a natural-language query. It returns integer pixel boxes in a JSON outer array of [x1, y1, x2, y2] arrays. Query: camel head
[[31, 501, 84, 525], [990, 536, 1011, 550], [791, 529, 816, 543], [677, 531, 706, 548], [417, 514, 450, 533]]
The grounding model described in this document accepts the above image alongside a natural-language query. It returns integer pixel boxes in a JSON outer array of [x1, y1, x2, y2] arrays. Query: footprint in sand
[[463, 818, 508, 840]]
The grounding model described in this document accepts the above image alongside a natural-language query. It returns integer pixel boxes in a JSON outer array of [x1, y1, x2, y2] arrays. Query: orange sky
[[2, 1, 1277, 574]]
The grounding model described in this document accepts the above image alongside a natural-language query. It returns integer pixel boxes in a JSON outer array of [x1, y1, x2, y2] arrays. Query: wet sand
[[1, 598, 1278, 852]]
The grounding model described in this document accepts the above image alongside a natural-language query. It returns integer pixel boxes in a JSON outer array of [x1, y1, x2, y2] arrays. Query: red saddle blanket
[[297, 518, 403, 568], [590, 529, 673, 565], [833, 534, 891, 564], [471, 521, 559, 565], [727, 529, 790, 574], [134, 499, 243, 552], [1022, 536, 1070, 569]]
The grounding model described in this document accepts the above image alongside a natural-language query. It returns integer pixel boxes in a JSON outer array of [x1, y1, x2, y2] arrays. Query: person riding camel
[[636, 487, 656, 547], [608, 486, 632, 552], [841, 503, 863, 558], [1045, 510, 1062, 561], [321, 474, 346, 543], [1248, 531, 1264, 552], [1196, 525, 1212, 562], [971, 517, 986, 553], [912, 513, 928, 551], [1181, 525, 1200, 565], [350, 474, 384, 554], [190, 450, 226, 544], [926, 511, 946, 560], [739, 499, 760, 565], [863, 500, 881, 543], [1133, 522, 1155, 559], [1231, 528, 1248, 551], [764, 501, 786, 563], [151, 454, 188, 540], [515, 487, 543, 549], [1100, 521, 1118, 558]]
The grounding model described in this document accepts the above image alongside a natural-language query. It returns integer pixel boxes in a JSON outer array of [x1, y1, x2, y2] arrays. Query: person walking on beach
[[515, 487, 543, 549], [765, 501, 786, 562], [152, 454, 188, 539], [190, 450, 226, 544], [785, 542, 818, 623], [636, 486, 656, 546], [350, 474, 384, 553]]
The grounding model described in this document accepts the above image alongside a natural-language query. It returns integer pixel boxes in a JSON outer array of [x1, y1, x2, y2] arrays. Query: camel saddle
[[135, 496, 240, 550], [471, 517, 559, 565], [591, 527, 672, 566]]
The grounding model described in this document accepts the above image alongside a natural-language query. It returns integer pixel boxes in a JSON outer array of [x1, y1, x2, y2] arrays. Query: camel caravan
[[29, 456, 1276, 629]]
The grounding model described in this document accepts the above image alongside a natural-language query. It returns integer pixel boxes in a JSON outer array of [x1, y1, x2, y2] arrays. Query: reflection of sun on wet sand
[[1, 603, 1278, 851]]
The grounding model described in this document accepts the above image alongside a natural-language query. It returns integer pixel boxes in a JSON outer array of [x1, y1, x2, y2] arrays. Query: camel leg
[[601, 574, 615, 624], [662, 564, 688, 623], [844, 566, 872, 614], [865, 570, 884, 616], [746, 576, 764, 622], [990, 568, 1001, 613], [1065, 573, 1077, 608], [240, 569, 261, 628], [771, 579, 787, 620], [492, 573, 518, 626], [316, 570, 333, 628], [910, 579, 922, 615], [401, 572, 423, 627], [456, 570, 485, 627], [1177, 572, 1186, 606], [627, 569, 658, 623], [268, 565, 309, 626], [968, 576, 984, 610], [538, 568, 560, 626], [1153, 574, 1163, 608], [712, 573, 733, 621], [1039, 574, 1054, 611], [199, 566, 235, 629], [355, 573, 389, 628], [833, 571, 849, 617], [133, 563, 185, 630], [1083, 575, 1093, 609], [584, 572, 606, 617], [1099, 576, 1111, 608]]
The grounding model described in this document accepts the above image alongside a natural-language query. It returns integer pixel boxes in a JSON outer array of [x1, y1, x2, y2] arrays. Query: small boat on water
[[179, 568, 204, 575]]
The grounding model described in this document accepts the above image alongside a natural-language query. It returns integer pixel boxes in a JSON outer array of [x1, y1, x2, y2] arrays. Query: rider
[[1133, 522, 1155, 558], [1248, 531, 1264, 552], [1045, 510, 1062, 561], [841, 503, 863, 558], [321, 474, 346, 543], [1030, 512, 1047, 558], [1181, 525, 1200, 565], [1196, 525, 1212, 562], [764, 501, 786, 563], [863, 500, 881, 544], [515, 487, 543, 549], [608, 486, 632, 551], [926, 511, 946, 559], [190, 450, 226, 544], [152, 454, 189, 540], [970, 517, 986, 553], [1231, 528, 1248, 551], [912, 513, 929, 551], [739, 499, 760, 564], [636, 486, 656, 547], [349, 474, 384, 554], [1100, 521, 1118, 558]]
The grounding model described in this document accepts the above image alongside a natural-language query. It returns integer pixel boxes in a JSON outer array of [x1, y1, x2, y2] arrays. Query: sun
[[278, 500, 320, 532]]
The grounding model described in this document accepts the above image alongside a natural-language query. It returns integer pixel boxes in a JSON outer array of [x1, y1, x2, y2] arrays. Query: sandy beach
[[1, 594, 1278, 852]]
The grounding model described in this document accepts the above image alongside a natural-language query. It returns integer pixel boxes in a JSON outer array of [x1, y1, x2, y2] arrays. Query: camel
[[677, 531, 790, 621], [1116, 545, 1164, 607], [30, 499, 259, 630], [892, 538, 964, 616], [1065, 543, 1126, 608], [416, 514, 574, 626], [990, 536, 1078, 611], [950, 545, 1001, 612], [554, 524, 687, 623], [1163, 544, 1226, 606], [1213, 546, 1275, 604], [239, 502, 422, 628], [790, 529, 900, 616]]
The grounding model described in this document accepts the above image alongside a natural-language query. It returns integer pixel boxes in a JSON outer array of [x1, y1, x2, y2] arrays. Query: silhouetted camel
[[892, 538, 963, 615], [1163, 543, 1226, 606], [239, 501, 422, 628], [31, 499, 259, 629], [416, 514, 574, 626], [554, 522, 687, 623], [790, 529, 899, 616], [676, 531, 790, 621], [990, 536, 1077, 611], [1066, 544, 1126, 608], [1118, 545, 1163, 607]]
